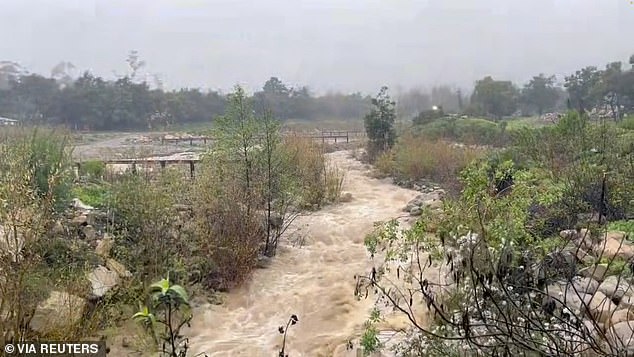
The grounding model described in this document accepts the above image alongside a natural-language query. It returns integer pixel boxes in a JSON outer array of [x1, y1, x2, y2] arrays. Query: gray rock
[[87, 266, 120, 298], [610, 309, 634, 328], [95, 234, 114, 257], [587, 291, 618, 324], [409, 207, 422, 216], [30, 291, 86, 335], [599, 275, 634, 302], [609, 321, 634, 354], [560, 229, 577, 240], [106, 258, 132, 279], [569, 276, 600, 295], [579, 264, 609, 282], [545, 282, 592, 313], [598, 231, 634, 261]]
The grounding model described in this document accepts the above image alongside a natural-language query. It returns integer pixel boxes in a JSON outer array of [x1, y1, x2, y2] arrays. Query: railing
[[75, 129, 367, 179], [160, 130, 366, 145], [75, 158, 201, 179]]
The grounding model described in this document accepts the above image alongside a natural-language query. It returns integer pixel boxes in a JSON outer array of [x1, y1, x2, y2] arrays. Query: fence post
[[346, 131, 349, 143], [160, 161, 166, 169], [189, 161, 195, 179], [131, 162, 137, 175]]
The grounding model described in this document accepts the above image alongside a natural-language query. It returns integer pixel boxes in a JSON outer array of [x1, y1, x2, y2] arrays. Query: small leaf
[[278, 326, 284, 334]]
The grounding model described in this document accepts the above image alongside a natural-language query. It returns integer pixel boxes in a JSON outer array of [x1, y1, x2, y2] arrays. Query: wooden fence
[[160, 130, 365, 145], [75, 158, 202, 179], [76, 129, 366, 179]]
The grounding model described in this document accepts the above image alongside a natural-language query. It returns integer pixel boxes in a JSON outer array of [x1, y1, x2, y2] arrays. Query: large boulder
[[609, 321, 634, 354], [596, 231, 634, 261], [598, 275, 634, 302], [87, 266, 120, 298], [569, 276, 600, 295], [544, 282, 592, 313], [30, 291, 86, 335], [579, 264, 609, 282], [586, 291, 618, 324], [610, 309, 634, 328]]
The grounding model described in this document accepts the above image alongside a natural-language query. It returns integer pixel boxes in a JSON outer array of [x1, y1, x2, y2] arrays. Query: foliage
[[375, 132, 485, 191], [71, 183, 110, 208], [78, 160, 106, 178], [364, 86, 397, 162], [412, 107, 445, 126], [415, 117, 508, 146], [0, 127, 73, 345], [133, 276, 197, 357], [282, 136, 344, 208], [521, 74, 561, 116], [359, 110, 634, 356], [0, 70, 372, 130], [109, 171, 189, 281], [470, 76, 519, 120]]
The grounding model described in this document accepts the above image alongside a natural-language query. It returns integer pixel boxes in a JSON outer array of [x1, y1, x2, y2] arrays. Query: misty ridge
[[1, 49, 634, 130]]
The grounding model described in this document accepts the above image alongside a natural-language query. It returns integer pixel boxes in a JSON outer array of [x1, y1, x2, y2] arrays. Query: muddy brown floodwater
[[187, 150, 420, 357]]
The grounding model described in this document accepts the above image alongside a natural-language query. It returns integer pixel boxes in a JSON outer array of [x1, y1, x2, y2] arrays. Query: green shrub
[[71, 183, 111, 208], [381, 132, 485, 191], [619, 115, 634, 131], [416, 117, 506, 146], [79, 160, 106, 178]]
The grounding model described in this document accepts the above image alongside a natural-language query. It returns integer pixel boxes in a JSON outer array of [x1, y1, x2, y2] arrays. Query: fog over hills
[[1, 0, 633, 94]]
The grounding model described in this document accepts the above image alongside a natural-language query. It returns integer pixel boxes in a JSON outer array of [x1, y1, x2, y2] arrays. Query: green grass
[[71, 183, 111, 208], [505, 116, 547, 130], [619, 115, 634, 131], [609, 220, 634, 236]]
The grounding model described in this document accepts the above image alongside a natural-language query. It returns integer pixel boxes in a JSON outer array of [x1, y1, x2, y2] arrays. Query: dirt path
[[187, 150, 420, 357]]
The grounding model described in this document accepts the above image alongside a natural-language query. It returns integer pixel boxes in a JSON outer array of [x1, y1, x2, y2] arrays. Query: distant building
[[0, 117, 18, 126]]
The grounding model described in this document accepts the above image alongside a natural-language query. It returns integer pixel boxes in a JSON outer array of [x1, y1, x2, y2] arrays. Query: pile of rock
[[541, 112, 563, 123], [28, 198, 132, 335], [545, 229, 634, 352], [402, 190, 445, 216], [394, 178, 444, 195]]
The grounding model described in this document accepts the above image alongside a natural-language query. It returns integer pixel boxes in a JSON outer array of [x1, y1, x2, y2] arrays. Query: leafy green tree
[[470, 76, 519, 120], [364, 86, 397, 161], [213, 85, 261, 214], [564, 66, 602, 113], [596, 62, 628, 121], [521, 74, 560, 116]]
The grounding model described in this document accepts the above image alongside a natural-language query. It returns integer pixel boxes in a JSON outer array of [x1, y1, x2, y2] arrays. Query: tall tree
[[596, 62, 629, 121], [213, 85, 260, 214], [521, 74, 560, 116], [471, 76, 519, 120], [364, 86, 396, 161], [564, 66, 602, 113]]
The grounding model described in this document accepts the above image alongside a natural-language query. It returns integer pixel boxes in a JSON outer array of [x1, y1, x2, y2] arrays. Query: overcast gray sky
[[1, 0, 633, 94]]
